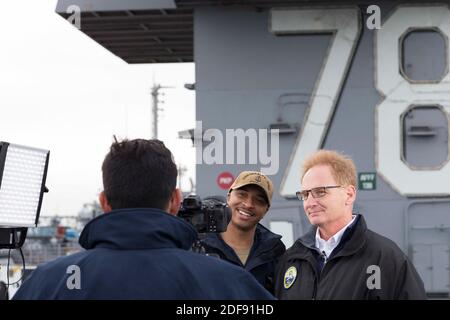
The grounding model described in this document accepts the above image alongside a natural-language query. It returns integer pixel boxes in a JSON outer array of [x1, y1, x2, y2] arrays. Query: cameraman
[[201, 171, 286, 293], [13, 139, 274, 300]]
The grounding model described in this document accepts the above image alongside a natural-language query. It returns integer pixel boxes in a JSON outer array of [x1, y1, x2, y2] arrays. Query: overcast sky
[[0, 1, 196, 219]]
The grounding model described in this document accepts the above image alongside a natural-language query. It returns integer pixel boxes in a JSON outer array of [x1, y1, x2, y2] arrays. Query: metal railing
[[11, 242, 83, 266]]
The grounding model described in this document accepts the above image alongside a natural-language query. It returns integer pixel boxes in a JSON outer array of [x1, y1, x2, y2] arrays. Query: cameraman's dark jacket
[[201, 224, 286, 293], [13, 208, 275, 300]]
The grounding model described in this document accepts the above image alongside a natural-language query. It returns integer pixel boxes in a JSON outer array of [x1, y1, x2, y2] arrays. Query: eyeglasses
[[296, 186, 341, 201]]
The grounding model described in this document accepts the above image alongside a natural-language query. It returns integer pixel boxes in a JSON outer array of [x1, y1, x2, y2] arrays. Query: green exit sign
[[358, 172, 376, 190]]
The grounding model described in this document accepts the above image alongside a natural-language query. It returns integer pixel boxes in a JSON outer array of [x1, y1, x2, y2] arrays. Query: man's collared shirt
[[315, 215, 356, 260]]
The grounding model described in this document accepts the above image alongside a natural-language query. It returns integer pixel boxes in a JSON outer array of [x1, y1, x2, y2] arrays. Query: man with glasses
[[274, 150, 426, 299]]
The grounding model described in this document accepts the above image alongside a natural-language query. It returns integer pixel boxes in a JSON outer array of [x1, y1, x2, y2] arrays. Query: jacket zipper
[[312, 252, 331, 299]]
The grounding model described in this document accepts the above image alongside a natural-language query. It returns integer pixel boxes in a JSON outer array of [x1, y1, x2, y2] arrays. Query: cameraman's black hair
[[102, 138, 177, 210]]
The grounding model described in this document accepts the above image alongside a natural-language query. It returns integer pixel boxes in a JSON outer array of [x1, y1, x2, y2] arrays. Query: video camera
[[178, 195, 231, 234]]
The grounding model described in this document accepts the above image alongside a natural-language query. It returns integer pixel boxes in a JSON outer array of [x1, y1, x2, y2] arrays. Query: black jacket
[[275, 215, 426, 300], [13, 208, 274, 300], [201, 224, 286, 293]]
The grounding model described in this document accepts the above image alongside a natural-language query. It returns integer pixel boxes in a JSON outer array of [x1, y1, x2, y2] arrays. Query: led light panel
[[0, 143, 49, 227]]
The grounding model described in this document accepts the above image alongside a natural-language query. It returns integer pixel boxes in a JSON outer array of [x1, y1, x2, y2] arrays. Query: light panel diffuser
[[0, 143, 49, 227]]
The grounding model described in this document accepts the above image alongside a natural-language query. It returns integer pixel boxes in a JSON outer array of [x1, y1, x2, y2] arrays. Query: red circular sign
[[217, 172, 234, 189]]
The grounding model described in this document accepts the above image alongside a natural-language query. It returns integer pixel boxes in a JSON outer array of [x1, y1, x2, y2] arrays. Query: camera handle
[[191, 234, 220, 258], [191, 238, 206, 255]]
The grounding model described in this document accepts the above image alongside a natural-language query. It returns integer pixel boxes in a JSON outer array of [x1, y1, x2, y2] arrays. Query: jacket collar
[[203, 223, 282, 252], [289, 214, 367, 260], [202, 223, 284, 266], [79, 208, 198, 251]]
